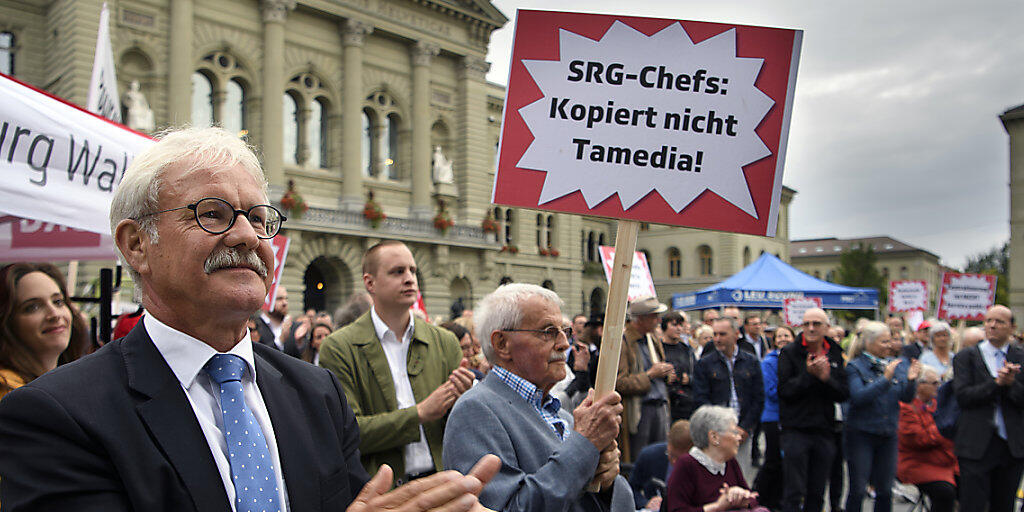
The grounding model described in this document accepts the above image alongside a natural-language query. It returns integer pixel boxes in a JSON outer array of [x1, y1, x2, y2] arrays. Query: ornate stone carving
[[412, 41, 440, 67], [341, 19, 373, 47], [461, 55, 490, 79], [260, 0, 295, 23]]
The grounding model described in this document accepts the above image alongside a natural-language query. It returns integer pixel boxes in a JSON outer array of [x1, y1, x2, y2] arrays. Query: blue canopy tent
[[671, 253, 878, 310]]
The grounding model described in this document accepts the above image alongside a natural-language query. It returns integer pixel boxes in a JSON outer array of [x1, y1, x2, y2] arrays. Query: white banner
[[86, 3, 121, 122], [0, 74, 153, 235]]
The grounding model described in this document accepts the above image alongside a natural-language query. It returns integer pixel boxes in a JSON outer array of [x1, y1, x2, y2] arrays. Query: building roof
[[789, 236, 940, 260], [1001, 103, 1024, 123]]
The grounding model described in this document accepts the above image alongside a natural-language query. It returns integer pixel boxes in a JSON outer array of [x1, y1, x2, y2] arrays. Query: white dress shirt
[[145, 315, 290, 511], [369, 307, 435, 475]]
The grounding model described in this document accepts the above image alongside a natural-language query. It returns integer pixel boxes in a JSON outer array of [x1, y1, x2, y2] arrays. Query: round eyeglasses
[[135, 197, 286, 239]]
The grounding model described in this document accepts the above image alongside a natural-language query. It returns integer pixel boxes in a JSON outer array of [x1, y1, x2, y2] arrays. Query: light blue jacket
[[443, 370, 634, 512]]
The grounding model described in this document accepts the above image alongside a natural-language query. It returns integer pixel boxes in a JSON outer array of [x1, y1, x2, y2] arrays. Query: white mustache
[[204, 247, 269, 278], [550, 350, 568, 363]]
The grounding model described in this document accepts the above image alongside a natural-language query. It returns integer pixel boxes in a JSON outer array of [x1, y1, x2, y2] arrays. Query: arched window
[[384, 113, 400, 179], [598, 233, 606, 248], [190, 72, 214, 127], [307, 97, 328, 169], [826, 270, 835, 282], [194, 51, 251, 137], [743, 246, 752, 267], [364, 91, 403, 180], [899, 266, 909, 280], [668, 247, 681, 277], [546, 216, 555, 248], [361, 109, 373, 177], [535, 214, 543, 247], [814, 270, 821, 278], [882, 267, 890, 279], [0, 32, 14, 75], [282, 92, 299, 165], [698, 245, 713, 276], [587, 232, 596, 262]]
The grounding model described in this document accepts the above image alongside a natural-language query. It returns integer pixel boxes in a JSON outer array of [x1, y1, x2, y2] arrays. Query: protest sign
[[783, 296, 822, 327], [598, 245, 656, 301], [262, 235, 291, 312], [0, 214, 115, 261], [936, 272, 997, 321], [888, 280, 928, 312], [0, 73, 153, 236], [86, 3, 121, 123], [493, 10, 802, 236]]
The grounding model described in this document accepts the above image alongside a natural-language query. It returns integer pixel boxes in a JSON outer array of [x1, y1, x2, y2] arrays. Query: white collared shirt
[[369, 307, 434, 475], [146, 315, 290, 511]]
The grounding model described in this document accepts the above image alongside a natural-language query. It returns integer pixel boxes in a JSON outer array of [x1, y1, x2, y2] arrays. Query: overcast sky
[[484, 0, 1024, 269]]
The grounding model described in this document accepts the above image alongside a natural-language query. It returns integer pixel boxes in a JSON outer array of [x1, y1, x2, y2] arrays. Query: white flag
[[86, 3, 121, 122]]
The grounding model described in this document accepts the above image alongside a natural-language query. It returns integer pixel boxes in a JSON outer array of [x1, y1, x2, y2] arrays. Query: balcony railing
[[282, 204, 496, 245]]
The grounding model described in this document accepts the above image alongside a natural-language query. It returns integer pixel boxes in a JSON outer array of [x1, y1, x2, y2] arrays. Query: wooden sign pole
[[592, 220, 640, 400], [586, 219, 639, 491]]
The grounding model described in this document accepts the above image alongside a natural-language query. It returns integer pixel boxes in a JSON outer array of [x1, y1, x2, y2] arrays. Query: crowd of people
[[0, 127, 1022, 512]]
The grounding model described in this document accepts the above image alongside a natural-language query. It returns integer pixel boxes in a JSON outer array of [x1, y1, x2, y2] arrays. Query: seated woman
[[666, 405, 765, 512], [897, 366, 957, 512], [0, 263, 88, 399]]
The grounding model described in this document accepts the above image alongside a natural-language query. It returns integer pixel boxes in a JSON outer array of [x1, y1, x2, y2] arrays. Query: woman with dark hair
[[302, 322, 333, 366], [0, 263, 89, 399]]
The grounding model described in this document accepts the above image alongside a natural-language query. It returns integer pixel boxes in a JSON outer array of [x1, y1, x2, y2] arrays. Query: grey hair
[[694, 324, 714, 340], [928, 321, 952, 340], [713, 316, 740, 334], [476, 283, 564, 363], [848, 320, 888, 359], [689, 405, 738, 450], [109, 126, 267, 282], [920, 365, 940, 382]]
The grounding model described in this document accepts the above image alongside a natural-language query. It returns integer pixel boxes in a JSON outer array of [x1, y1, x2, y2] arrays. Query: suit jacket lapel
[[256, 356, 319, 511], [123, 328, 231, 512], [352, 316, 399, 410]]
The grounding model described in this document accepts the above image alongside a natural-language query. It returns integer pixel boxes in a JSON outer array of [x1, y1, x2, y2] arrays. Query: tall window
[[192, 52, 250, 136], [587, 232, 596, 261], [286, 73, 332, 169], [536, 214, 543, 247], [668, 247, 681, 277], [190, 72, 214, 127], [546, 215, 555, 248], [364, 91, 403, 180], [900, 266, 909, 280], [743, 246, 752, 267], [503, 209, 515, 245], [362, 110, 373, 177], [282, 93, 299, 165], [223, 79, 246, 137], [0, 32, 14, 75], [698, 245, 713, 276]]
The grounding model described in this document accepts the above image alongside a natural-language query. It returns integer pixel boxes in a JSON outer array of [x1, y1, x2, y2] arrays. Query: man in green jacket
[[319, 240, 475, 481]]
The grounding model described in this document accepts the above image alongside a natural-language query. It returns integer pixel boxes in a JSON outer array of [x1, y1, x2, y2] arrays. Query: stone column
[[167, 0, 193, 125], [260, 0, 295, 190], [455, 54, 490, 222], [1001, 108, 1024, 322], [409, 41, 439, 219], [340, 19, 372, 211]]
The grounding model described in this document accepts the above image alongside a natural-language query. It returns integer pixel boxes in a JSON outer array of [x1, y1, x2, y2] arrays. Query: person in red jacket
[[897, 366, 957, 512]]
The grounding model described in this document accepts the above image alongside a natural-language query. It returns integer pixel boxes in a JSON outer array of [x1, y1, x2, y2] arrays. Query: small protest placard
[[493, 10, 802, 236], [784, 297, 822, 327], [598, 245, 656, 302], [888, 280, 928, 312], [936, 272, 997, 321], [262, 235, 291, 312]]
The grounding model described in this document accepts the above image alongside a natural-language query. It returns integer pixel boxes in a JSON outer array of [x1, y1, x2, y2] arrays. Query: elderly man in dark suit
[[444, 283, 634, 512], [0, 127, 498, 512], [692, 317, 764, 470], [953, 304, 1024, 512]]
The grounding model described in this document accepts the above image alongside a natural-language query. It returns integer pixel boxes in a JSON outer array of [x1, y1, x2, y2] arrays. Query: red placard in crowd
[[262, 235, 291, 312], [493, 10, 802, 236], [936, 272, 997, 321]]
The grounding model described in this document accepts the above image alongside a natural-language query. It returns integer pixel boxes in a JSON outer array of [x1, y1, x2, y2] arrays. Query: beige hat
[[628, 296, 668, 317]]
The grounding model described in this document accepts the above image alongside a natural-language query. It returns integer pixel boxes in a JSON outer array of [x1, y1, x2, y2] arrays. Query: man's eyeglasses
[[135, 197, 286, 239], [502, 326, 572, 342]]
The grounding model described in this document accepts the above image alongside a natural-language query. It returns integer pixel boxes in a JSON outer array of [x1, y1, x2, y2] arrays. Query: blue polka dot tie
[[204, 354, 281, 512]]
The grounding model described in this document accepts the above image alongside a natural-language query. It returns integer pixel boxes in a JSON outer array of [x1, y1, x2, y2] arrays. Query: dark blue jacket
[[693, 348, 764, 432], [760, 350, 781, 423], [628, 441, 668, 508], [844, 354, 916, 435]]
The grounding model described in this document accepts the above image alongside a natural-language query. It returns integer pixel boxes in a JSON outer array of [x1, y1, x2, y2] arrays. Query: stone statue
[[122, 80, 155, 132], [432, 145, 454, 184]]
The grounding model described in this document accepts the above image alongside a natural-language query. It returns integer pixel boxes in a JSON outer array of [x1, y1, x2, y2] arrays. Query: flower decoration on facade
[[481, 211, 499, 234], [363, 191, 385, 229], [500, 244, 519, 254], [433, 199, 455, 235], [538, 246, 560, 257], [279, 179, 308, 218]]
